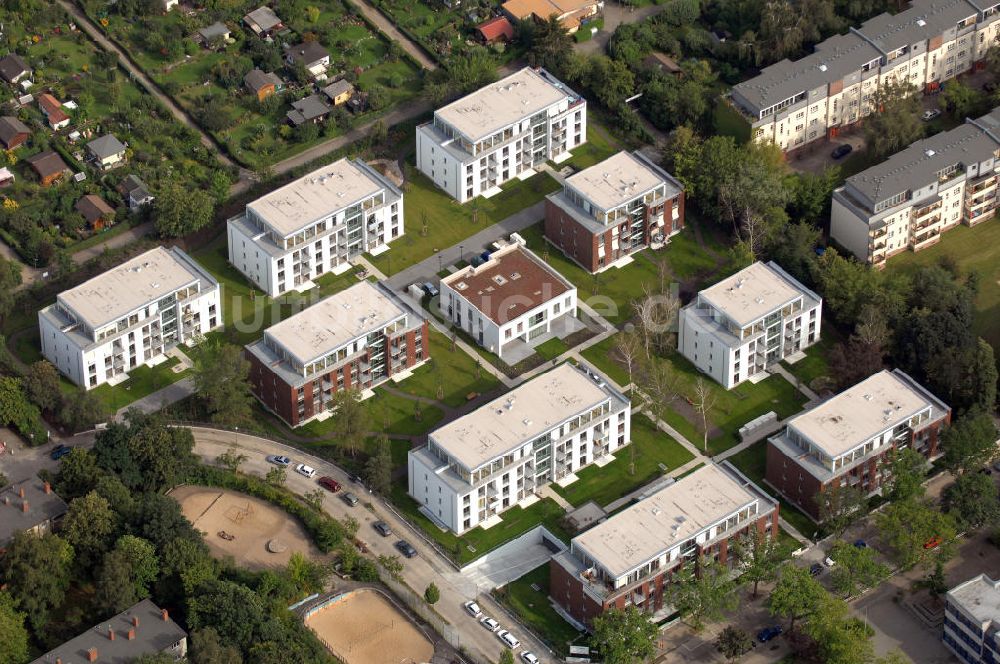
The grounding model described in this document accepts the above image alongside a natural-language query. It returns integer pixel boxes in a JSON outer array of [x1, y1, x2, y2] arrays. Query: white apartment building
[[731, 0, 1000, 153], [408, 363, 630, 534], [38, 247, 221, 389], [415, 67, 587, 204], [439, 242, 577, 360], [831, 107, 1000, 267], [677, 261, 822, 390], [944, 574, 1000, 664], [227, 158, 403, 297]]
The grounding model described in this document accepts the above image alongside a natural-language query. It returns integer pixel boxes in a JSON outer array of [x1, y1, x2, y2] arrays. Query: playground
[[169, 485, 320, 569], [304, 589, 435, 664]]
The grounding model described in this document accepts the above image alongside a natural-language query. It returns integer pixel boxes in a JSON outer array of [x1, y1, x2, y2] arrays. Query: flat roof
[[948, 575, 1000, 627], [442, 244, 572, 325], [0, 478, 67, 546], [435, 67, 569, 142], [247, 158, 385, 237], [431, 364, 616, 471], [788, 370, 938, 458], [698, 261, 804, 328], [58, 247, 206, 329], [573, 464, 758, 579], [565, 151, 670, 211], [263, 281, 407, 367]]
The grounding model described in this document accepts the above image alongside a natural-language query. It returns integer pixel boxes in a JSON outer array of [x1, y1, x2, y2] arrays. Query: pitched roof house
[[243, 6, 284, 38], [321, 79, 354, 106], [38, 93, 70, 130], [75, 194, 116, 229], [285, 42, 330, 79], [476, 16, 515, 43], [198, 21, 231, 45], [0, 54, 30, 84], [85, 134, 127, 170], [0, 478, 67, 548], [244, 69, 284, 101], [119, 174, 155, 209], [0, 116, 30, 149], [286, 94, 331, 126], [26, 150, 69, 186]]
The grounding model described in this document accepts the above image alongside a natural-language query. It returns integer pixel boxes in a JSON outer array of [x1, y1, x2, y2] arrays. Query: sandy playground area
[[305, 589, 434, 664], [170, 485, 321, 569]]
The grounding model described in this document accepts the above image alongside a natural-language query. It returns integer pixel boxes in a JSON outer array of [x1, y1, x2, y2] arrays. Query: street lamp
[[459, 244, 464, 263], [438, 254, 442, 273], [234, 426, 239, 447]]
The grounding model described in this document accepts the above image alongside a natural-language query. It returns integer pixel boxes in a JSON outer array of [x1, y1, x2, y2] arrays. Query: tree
[[0, 255, 21, 322], [864, 80, 923, 161], [94, 413, 196, 492], [161, 536, 217, 598], [940, 410, 999, 475], [363, 434, 392, 495], [424, 582, 440, 605], [828, 540, 889, 597], [716, 626, 754, 662], [669, 559, 738, 630], [521, 15, 573, 75], [193, 341, 254, 427], [187, 579, 269, 651], [216, 445, 248, 473], [800, 592, 876, 664], [23, 360, 60, 412], [0, 532, 74, 631], [265, 466, 286, 487], [61, 490, 118, 570], [0, 591, 29, 664], [154, 181, 215, 237], [817, 483, 867, 536], [286, 552, 329, 596], [590, 606, 658, 664], [189, 627, 243, 664], [884, 447, 928, 503], [943, 471, 1000, 530], [303, 488, 325, 511], [55, 447, 101, 499], [498, 649, 515, 664], [691, 377, 717, 452], [59, 389, 111, 432], [95, 535, 160, 613], [769, 565, 825, 631], [613, 330, 644, 388], [941, 79, 982, 119], [0, 376, 42, 441], [329, 389, 370, 457], [732, 529, 785, 598], [377, 554, 403, 580], [130, 492, 202, 550], [877, 498, 959, 569]]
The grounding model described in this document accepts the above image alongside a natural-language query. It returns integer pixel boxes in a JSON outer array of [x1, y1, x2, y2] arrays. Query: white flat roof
[[264, 281, 406, 366], [699, 262, 803, 328], [573, 464, 757, 579], [431, 364, 613, 471], [58, 247, 203, 329], [247, 158, 384, 238], [434, 67, 569, 142], [565, 151, 665, 211], [789, 370, 934, 458], [949, 574, 1000, 626]]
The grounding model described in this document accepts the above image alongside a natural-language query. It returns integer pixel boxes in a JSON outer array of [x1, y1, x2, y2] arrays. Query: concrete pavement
[[115, 377, 195, 419]]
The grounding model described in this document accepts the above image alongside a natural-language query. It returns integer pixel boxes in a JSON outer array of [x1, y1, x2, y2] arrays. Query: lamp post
[[459, 244, 464, 263], [234, 426, 239, 447]]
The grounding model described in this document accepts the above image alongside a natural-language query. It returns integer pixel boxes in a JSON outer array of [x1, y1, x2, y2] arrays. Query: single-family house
[[163, 0, 179, 10], [501, 0, 603, 33], [321, 79, 354, 106], [75, 194, 116, 230], [38, 93, 70, 131], [642, 51, 683, 76], [0, 116, 30, 149], [476, 16, 515, 44], [286, 94, 331, 126], [244, 69, 284, 101], [243, 6, 284, 38], [0, 54, 30, 85], [198, 22, 231, 47], [286, 42, 330, 80], [0, 167, 14, 187], [85, 134, 127, 170], [26, 150, 69, 186], [119, 174, 155, 209]]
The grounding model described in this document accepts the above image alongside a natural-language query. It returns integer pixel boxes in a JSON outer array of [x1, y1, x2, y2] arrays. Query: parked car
[[480, 616, 500, 632], [520, 653, 540, 664], [318, 476, 341, 492], [350, 473, 364, 484], [924, 536, 943, 549], [757, 625, 783, 643], [823, 556, 837, 567], [497, 629, 520, 649], [373, 521, 392, 537], [422, 282, 439, 298], [831, 144, 853, 159], [342, 492, 359, 507], [266, 455, 291, 467], [395, 540, 417, 558], [295, 463, 316, 478], [50, 444, 72, 460], [922, 108, 941, 121], [464, 600, 482, 618], [809, 563, 824, 577], [854, 539, 868, 549]]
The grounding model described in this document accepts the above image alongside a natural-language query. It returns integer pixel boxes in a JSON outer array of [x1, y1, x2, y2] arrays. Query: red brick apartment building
[[550, 462, 778, 627], [766, 369, 950, 521], [544, 150, 684, 274], [246, 281, 428, 427]]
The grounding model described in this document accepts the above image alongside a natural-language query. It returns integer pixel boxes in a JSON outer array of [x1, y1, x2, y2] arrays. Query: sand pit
[[170, 485, 321, 569], [305, 589, 434, 664]]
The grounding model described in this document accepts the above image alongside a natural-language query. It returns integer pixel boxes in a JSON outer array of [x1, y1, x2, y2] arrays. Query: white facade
[[38, 247, 221, 389], [678, 262, 822, 389], [944, 574, 1000, 664], [408, 364, 630, 534], [227, 158, 403, 297], [416, 67, 587, 203], [439, 242, 577, 359]]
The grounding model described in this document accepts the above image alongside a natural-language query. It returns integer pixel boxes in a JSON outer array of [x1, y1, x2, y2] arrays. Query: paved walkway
[[770, 363, 820, 400], [115, 376, 195, 419], [350, 0, 438, 70]]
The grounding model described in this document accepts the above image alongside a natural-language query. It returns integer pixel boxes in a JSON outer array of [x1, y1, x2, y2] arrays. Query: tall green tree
[[329, 389, 370, 457], [884, 447, 928, 503], [817, 483, 867, 536], [828, 540, 889, 597], [716, 626, 754, 662], [154, 181, 215, 237], [940, 410, 999, 475], [94, 413, 196, 491], [95, 535, 160, 613], [943, 472, 1000, 530], [193, 341, 254, 428], [23, 360, 61, 412], [189, 627, 243, 664], [731, 529, 785, 598], [590, 606, 658, 664], [0, 591, 29, 664], [877, 498, 958, 569], [668, 559, 738, 630], [55, 447, 101, 499], [769, 565, 825, 631], [864, 80, 923, 161], [801, 592, 876, 664], [0, 532, 74, 631], [61, 491, 118, 570], [940, 79, 983, 119], [363, 434, 393, 495], [521, 15, 573, 75]]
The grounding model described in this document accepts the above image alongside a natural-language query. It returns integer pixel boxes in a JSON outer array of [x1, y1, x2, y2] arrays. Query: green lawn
[[552, 414, 694, 508], [391, 329, 501, 408], [579, 336, 631, 386], [559, 124, 620, 170], [534, 337, 570, 362], [90, 357, 188, 412], [713, 99, 751, 144], [726, 442, 818, 539], [494, 564, 584, 655], [780, 333, 835, 389]]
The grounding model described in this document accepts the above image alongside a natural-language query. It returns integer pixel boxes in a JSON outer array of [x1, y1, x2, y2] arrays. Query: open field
[[304, 589, 434, 664], [170, 485, 321, 569]]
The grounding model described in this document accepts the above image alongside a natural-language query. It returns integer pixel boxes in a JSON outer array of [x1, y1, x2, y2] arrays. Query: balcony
[[966, 174, 997, 197], [912, 230, 941, 249], [912, 200, 942, 220], [912, 215, 942, 231]]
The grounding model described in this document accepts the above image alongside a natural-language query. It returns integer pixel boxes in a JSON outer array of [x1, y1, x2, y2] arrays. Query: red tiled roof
[[477, 16, 514, 42], [38, 93, 69, 125]]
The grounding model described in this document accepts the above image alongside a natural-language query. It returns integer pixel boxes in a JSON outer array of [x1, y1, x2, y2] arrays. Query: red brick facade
[[543, 192, 685, 273], [248, 320, 429, 427]]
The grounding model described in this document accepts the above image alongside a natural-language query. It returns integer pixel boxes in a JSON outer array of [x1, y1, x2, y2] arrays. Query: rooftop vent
[[863, 394, 873, 401], [510, 272, 521, 280], [818, 64, 828, 72], [925, 149, 936, 157], [493, 275, 507, 286], [917, 18, 927, 26]]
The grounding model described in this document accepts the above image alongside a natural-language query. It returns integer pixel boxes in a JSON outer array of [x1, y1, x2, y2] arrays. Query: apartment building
[[944, 574, 1000, 664], [0, 479, 67, 549], [227, 158, 403, 297], [831, 107, 1000, 266], [408, 363, 630, 534], [38, 247, 221, 389], [730, 0, 1000, 153], [415, 67, 587, 203], [439, 242, 577, 360], [677, 261, 822, 390], [246, 281, 428, 427], [544, 151, 685, 273], [766, 369, 951, 521], [31, 600, 188, 664], [550, 462, 779, 627]]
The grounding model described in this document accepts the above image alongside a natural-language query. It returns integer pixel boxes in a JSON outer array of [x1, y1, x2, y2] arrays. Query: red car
[[318, 476, 342, 493], [924, 536, 943, 550]]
